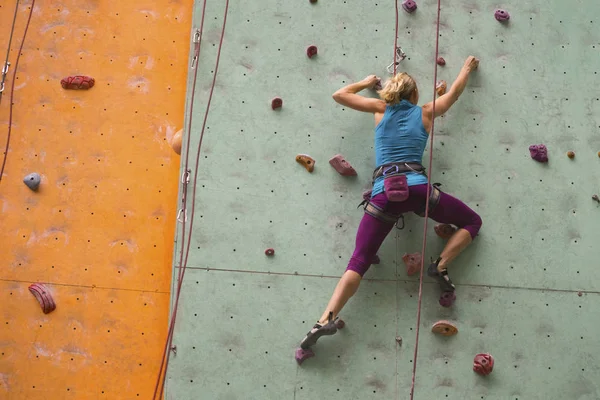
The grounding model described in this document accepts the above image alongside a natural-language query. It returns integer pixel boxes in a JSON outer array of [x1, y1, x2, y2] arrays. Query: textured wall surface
[[171, 0, 597, 398], [0, 0, 192, 398]]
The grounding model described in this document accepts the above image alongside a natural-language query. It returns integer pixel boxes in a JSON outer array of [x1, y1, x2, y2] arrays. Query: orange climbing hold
[[60, 75, 95, 90], [436, 80, 447, 96], [329, 154, 357, 176], [296, 154, 315, 173], [567, 151, 575, 159], [170, 129, 183, 155], [431, 320, 458, 336], [28, 283, 56, 314]]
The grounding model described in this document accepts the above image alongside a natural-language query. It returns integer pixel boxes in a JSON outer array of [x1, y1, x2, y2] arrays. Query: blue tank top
[[371, 100, 429, 198]]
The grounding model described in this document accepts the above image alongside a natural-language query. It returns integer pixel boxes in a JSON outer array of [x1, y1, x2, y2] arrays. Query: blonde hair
[[378, 72, 417, 104]]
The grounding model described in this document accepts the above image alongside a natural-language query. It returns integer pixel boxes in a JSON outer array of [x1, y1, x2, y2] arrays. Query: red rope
[[152, 0, 230, 398], [409, 0, 443, 398], [0, 0, 36, 184]]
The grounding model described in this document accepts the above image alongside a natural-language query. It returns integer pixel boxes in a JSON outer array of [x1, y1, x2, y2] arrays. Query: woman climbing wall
[[298, 56, 482, 350]]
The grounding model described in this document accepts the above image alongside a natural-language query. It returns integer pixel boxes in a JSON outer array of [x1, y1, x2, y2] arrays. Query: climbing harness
[[372, 161, 424, 181], [358, 162, 435, 230], [414, 183, 442, 217]]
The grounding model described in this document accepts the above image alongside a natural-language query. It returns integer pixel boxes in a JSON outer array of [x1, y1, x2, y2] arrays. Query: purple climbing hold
[[295, 348, 314, 365], [439, 291, 456, 308], [529, 144, 548, 163], [402, 0, 417, 13], [495, 9, 510, 22]]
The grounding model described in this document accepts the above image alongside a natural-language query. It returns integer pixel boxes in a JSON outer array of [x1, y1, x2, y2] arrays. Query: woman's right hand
[[463, 56, 479, 72]]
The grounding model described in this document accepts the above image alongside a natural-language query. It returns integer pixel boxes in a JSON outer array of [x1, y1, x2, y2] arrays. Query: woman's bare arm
[[332, 75, 386, 114], [423, 56, 479, 120]]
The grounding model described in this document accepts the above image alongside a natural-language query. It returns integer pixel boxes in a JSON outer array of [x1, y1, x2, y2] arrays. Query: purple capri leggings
[[347, 184, 482, 277]]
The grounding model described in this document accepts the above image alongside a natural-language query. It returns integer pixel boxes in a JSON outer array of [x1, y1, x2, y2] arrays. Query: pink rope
[[0, 0, 37, 183], [409, 0, 443, 398], [152, 0, 230, 397]]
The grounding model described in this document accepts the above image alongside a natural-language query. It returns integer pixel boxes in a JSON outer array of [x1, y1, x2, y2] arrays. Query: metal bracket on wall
[[386, 46, 406, 74], [191, 29, 201, 69]]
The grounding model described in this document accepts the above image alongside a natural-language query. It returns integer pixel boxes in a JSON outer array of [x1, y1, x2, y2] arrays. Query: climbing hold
[[171, 129, 183, 155], [567, 151, 575, 159], [296, 154, 315, 173], [436, 80, 447, 97], [329, 154, 357, 176], [592, 194, 599, 203], [578, 291, 583, 297], [402, 0, 417, 13], [434, 223, 456, 239], [306, 45, 318, 59], [295, 348, 315, 365], [374, 79, 383, 91], [395, 336, 403, 346], [597, 151, 600, 158], [60, 75, 95, 90], [28, 283, 56, 314], [529, 144, 548, 163], [309, 0, 317, 3], [23, 173, 41, 191], [436, 57, 446, 66], [431, 320, 458, 336], [372, 254, 381, 265], [271, 97, 283, 110], [439, 291, 456, 308], [402, 252, 422, 276], [494, 9, 510, 22], [265, 248, 275, 256], [473, 353, 494, 376], [335, 319, 345, 329]]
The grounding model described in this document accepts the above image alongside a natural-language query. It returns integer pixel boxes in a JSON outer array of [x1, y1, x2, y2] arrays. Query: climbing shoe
[[299, 312, 339, 350], [427, 257, 455, 292]]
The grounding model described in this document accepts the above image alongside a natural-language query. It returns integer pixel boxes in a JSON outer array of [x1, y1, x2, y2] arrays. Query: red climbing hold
[[61, 75, 95, 90], [402, 252, 422, 276], [265, 248, 275, 256], [494, 9, 510, 22], [402, 0, 417, 13], [329, 154, 357, 176], [435, 223, 456, 239], [529, 144, 548, 163], [439, 291, 456, 308], [473, 353, 494, 376], [306, 45, 318, 59], [436, 57, 446, 66], [309, 0, 317, 3], [28, 283, 56, 314], [271, 97, 283, 110]]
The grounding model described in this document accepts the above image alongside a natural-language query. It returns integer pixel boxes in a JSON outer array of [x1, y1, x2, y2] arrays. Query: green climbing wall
[[165, 0, 600, 398]]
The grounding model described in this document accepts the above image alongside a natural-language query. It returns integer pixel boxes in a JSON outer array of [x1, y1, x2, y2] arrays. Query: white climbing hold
[[23, 173, 41, 191]]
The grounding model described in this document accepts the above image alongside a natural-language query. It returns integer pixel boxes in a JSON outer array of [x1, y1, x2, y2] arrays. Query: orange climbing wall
[[0, 0, 192, 398]]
